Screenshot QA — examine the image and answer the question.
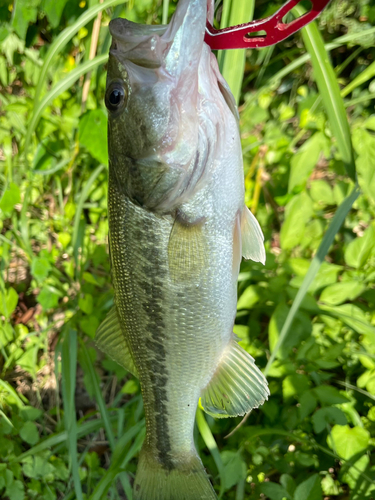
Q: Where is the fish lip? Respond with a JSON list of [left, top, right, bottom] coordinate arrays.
[[109, 18, 168, 42]]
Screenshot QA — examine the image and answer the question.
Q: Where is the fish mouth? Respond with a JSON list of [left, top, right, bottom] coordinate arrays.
[[109, 0, 209, 73]]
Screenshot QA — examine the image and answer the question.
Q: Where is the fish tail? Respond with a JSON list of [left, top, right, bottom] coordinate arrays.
[[133, 447, 217, 500]]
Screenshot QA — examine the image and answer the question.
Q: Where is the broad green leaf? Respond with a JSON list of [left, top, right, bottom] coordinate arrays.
[[288, 132, 329, 192], [280, 192, 313, 250], [0, 183, 21, 213], [221, 451, 247, 491], [0, 287, 19, 319], [37, 287, 60, 310], [12, 0, 41, 39], [293, 474, 322, 500], [314, 386, 349, 406], [19, 422, 39, 446], [296, 7, 355, 180], [237, 286, 259, 310], [352, 128, 375, 203], [312, 407, 347, 433], [310, 180, 334, 206], [31, 256, 51, 281], [79, 109, 108, 164], [41, 0, 69, 28], [282, 374, 310, 402], [260, 481, 292, 500], [328, 425, 370, 460], [5, 479, 25, 500], [345, 223, 375, 269], [320, 281, 365, 306]]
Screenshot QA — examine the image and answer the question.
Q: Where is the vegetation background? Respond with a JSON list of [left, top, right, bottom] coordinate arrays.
[[0, 0, 374, 499]]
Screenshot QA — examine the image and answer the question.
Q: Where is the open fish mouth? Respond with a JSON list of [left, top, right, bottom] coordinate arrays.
[[109, 0, 209, 72]]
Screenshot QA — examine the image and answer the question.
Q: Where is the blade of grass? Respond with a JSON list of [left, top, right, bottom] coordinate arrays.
[[162, 0, 169, 25], [80, 340, 115, 450], [341, 60, 375, 98], [295, 4, 355, 180], [72, 164, 105, 273], [33, 0, 124, 106], [264, 183, 360, 376], [220, 0, 255, 104], [196, 408, 225, 498], [24, 54, 107, 158], [61, 329, 83, 500], [89, 422, 145, 500]]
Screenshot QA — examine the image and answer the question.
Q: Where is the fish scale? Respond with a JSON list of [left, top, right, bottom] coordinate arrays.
[[96, 0, 270, 498]]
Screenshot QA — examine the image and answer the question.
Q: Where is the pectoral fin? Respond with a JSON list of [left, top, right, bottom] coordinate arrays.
[[95, 306, 138, 377], [168, 213, 206, 282], [241, 205, 266, 264], [200, 338, 269, 418]]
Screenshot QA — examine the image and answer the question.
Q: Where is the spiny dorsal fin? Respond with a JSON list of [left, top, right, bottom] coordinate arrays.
[[168, 213, 206, 282], [95, 306, 138, 377], [200, 338, 269, 418], [241, 205, 266, 264]]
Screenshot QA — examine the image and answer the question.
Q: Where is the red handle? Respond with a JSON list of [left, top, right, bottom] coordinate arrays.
[[205, 0, 331, 50]]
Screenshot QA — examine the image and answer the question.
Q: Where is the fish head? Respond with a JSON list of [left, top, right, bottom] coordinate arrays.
[[106, 0, 213, 210]]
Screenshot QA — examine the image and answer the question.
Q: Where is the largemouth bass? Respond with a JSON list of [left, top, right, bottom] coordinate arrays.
[[96, 0, 269, 498]]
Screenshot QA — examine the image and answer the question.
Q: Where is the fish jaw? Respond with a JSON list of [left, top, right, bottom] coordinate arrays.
[[106, 0, 215, 212]]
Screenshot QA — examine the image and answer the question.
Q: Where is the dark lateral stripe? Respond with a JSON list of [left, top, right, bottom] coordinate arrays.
[[140, 221, 174, 470]]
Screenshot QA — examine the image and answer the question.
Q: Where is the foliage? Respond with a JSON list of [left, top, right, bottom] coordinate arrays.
[[1, 0, 375, 499]]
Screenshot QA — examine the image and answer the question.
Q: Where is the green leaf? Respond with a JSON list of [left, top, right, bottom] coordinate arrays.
[[19, 406, 43, 422], [0, 182, 21, 213], [78, 294, 93, 315], [0, 287, 19, 319], [313, 386, 349, 406], [19, 422, 39, 446], [293, 474, 322, 500], [5, 479, 25, 500], [41, 0, 69, 28], [280, 192, 313, 250], [260, 481, 292, 500], [320, 281, 365, 306], [221, 451, 247, 491], [237, 286, 259, 310], [283, 374, 310, 402], [31, 256, 51, 281], [352, 128, 375, 203], [79, 109, 108, 165], [328, 425, 370, 460], [310, 180, 334, 206], [312, 407, 347, 433], [37, 287, 60, 310], [345, 224, 375, 269], [296, 7, 355, 180], [288, 132, 328, 192], [12, 0, 41, 39]]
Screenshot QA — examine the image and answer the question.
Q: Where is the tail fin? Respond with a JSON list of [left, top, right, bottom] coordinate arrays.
[[133, 448, 217, 500]]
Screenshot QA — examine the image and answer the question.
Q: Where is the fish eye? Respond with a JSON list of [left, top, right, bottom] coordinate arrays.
[[105, 81, 127, 113]]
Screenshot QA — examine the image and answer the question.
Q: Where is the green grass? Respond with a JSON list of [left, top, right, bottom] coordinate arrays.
[[1, 0, 375, 499]]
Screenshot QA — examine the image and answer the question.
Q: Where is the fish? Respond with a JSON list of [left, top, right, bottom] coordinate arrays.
[[96, 0, 269, 498]]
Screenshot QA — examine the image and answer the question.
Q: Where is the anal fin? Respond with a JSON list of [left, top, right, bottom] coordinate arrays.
[[200, 338, 269, 418], [95, 306, 138, 378]]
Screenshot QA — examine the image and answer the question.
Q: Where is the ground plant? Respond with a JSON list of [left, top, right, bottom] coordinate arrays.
[[0, 0, 374, 499]]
